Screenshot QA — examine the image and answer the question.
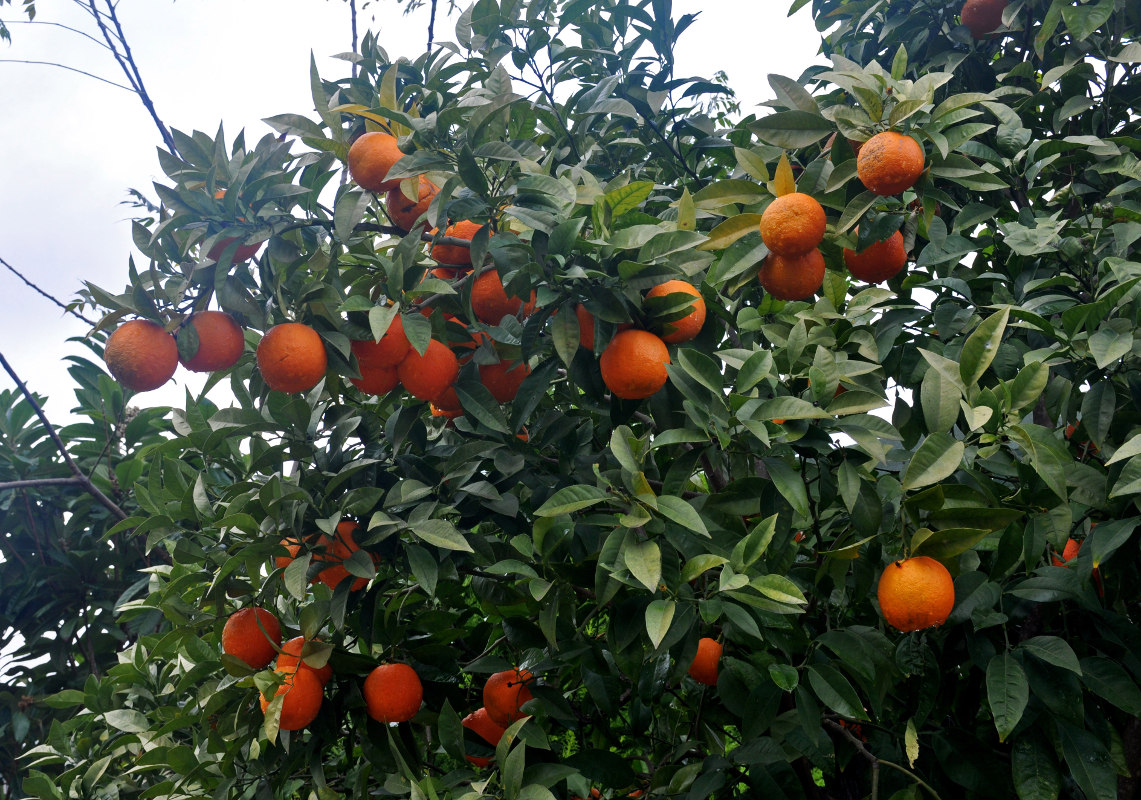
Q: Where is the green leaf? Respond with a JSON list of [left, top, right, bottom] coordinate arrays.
[[606, 181, 654, 217], [960, 307, 1010, 387], [751, 574, 807, 605], [1012, 732, 1062, 800], [455, 382, 512, 434], [1008, 362, 1048, 414], [749, 111, 833, 149], [1080, 657, 1141, 716], [103, 709, 149, 734], [763, 458, 811, 518], [644, 599, 675, 648], [410, 519, 473, 552], [1061, 0, 1113, 42], [901, 433, 965, 491], [1088, 326, 1132, 369], [734, 148, 770, 182], [768, 74, 820, 115], [1017, 636, 1082, 675], [283, 554, 312, 601], [911, 527, 991, 559], [890, 45, 908, 81], [680, 555, 728, 583], [731, 514, 778, 571], [676, 349, 724, 396], [697, 214, 763, 251], [986, 653, 1029, 742], [655, 495, 709, 537], [920, 366, 961, 433], [1058, 723, 1118, 800], [769, 664, 799, 692], [623, 538, 662, 592], [534, 485, 608, 516], [807, 665, 868, 720]]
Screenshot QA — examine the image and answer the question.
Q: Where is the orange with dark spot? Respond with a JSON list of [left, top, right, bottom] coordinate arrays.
[[760, 192, 827, 256]]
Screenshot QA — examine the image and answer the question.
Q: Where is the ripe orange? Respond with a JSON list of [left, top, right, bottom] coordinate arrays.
[[105, 319, 180, 393], [857, 131, 925, 196], [256, 323, 328, 393], [397, 339, 460, 403], [274, 536, 305, 572], [575, 305, 596, 352], [876, 556, 955, 632], [275, 636, 333, 685], [645, 280, 706, 344], [600, 330, 671, 401], [470, 269, 537, 324], [222, 607, 282, 669], [351, 314, 411, 368], [1051, 538, 1082, 567], [179, 310, 245, 372], [314, 520, 372, 592], [351, 364, 399, 395], [844, 230, 908, 284], [386, 176, 438, 233], [961, 0, 1008, 38], [347, 131, 407, 193], [758, 248, 826, 301], [484, 668, 534, 727], [430, 220, 484, 267], [431, 401, 463, 420], [688, 637, 722, 686], [260, 668, 323, 731], [206, 236, 262, 264], [759, 192, 827, 256], [462, 707, 508, 767], [479, 359, 531, 403], [363, 662, 423, 723]]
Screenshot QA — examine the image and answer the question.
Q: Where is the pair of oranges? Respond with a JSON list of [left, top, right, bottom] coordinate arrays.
[[103, 310, 247, 393]]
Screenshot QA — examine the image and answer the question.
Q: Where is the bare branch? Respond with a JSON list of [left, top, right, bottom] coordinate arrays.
[[0, 351, 129, 522], [3, 19, 114, 50], [0, 58, 131, 90], [0, 478, 87, 490], [428, 0, 438, 51], [350, 0, 359, 78], [0, 255, 98, 325]]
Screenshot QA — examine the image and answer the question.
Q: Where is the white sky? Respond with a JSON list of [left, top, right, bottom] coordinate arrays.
[[0, 1, 821, 416]]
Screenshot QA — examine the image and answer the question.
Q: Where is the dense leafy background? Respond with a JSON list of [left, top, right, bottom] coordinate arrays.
[[4, 0, 1141, 798]]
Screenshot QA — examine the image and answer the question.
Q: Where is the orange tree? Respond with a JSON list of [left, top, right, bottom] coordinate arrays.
[[10, 0, 1141, 798]]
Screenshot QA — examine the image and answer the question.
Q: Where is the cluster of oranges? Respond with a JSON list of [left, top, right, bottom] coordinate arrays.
[[757, 128, 923, 302], [104, 310, 246, 393]]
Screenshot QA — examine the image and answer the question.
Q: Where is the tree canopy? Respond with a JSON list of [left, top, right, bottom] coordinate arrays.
[[4, 0, 1141, 798]]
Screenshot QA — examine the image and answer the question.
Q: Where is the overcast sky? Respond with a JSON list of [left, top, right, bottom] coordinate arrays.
[[0, 0, 821, 417]]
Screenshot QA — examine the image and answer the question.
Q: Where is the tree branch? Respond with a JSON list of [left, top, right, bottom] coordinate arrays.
[[0, 58, 131, 90], [427, 0, 438, 51], [824, 719, 943, 800], [0, 477, 87, 490], [0, 351, 129, 521], [0, 255, 98, 325]]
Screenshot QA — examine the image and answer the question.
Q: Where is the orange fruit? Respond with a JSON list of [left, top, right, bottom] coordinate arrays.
[[434, 385, 463, 412], [758, 248, 826, 301], [479, 360, 531, 403], [256, 323, 328, 393], [470, 269, 536, 325], [104, 319, 180, 393], [1052, 538, 1082, 567], [844, 230, 908, 284], [179, 310, 245, 373], [876, 556, 955, 632], [575, 305, 596, 352], [431, 402, 463, 420], [351, 363, 399, 395], [275, 636, 333, 685], [206, 236, 262, 264], [351, 315, 411, 368], [484, 668, 534, 727], [645, 280, 706, 344], [314, 519, 372, 592], [397, 339, 460, 403], [430, 220, 484, 266], [259, 668, 323, 731], [221, 607, 282, 669], [386, 176, 438, 233], [462, 707, 508, 767], [599, 330, 671, 401], [363, 662, 423, 723], [857, 131, 925, 196], [759, 192, 827, 256], [688, 637, 722, 686], [347, 131, 408, 193], [274, 536, 305, 572], [961, 0, 1008, 38]]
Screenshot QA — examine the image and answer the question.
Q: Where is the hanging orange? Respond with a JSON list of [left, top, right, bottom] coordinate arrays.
[[844, 230, 908, 284], [876, 556, 955, 632], [645, 280, 706, 344], [599, 330, 671, 400], [758, 249, 826, 301], [759, 192, 827, 256], [347, 131, 407, 193], [857, 132, 925, 196]]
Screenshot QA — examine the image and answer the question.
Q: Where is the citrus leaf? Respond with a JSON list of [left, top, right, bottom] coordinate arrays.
[[986, 653, 1028, 742], [644, 599, 675, 648], [409, 519, 473, 552], [960, 306, 1010, 387], [623, 538, 662, 592], [772, 152, 797, 197], [655, 495, 709, 537], [696, 214, 763, 251], [535, 485, 608, 516], [901, 433, 964, 490], [807, 665, 868, 721]]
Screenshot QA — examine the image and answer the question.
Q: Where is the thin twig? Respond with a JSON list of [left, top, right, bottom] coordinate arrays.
[[86, 0, 176, 154], [3, 19, 113, 50], [349, 0, 359, 78], [0, 351, 129, 521], [0, 477, 86, 490], [0, 58, 131, 90], [427, 0, 438, 51], [824, 719, 942, 800], [0, 255, 98, 325]]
